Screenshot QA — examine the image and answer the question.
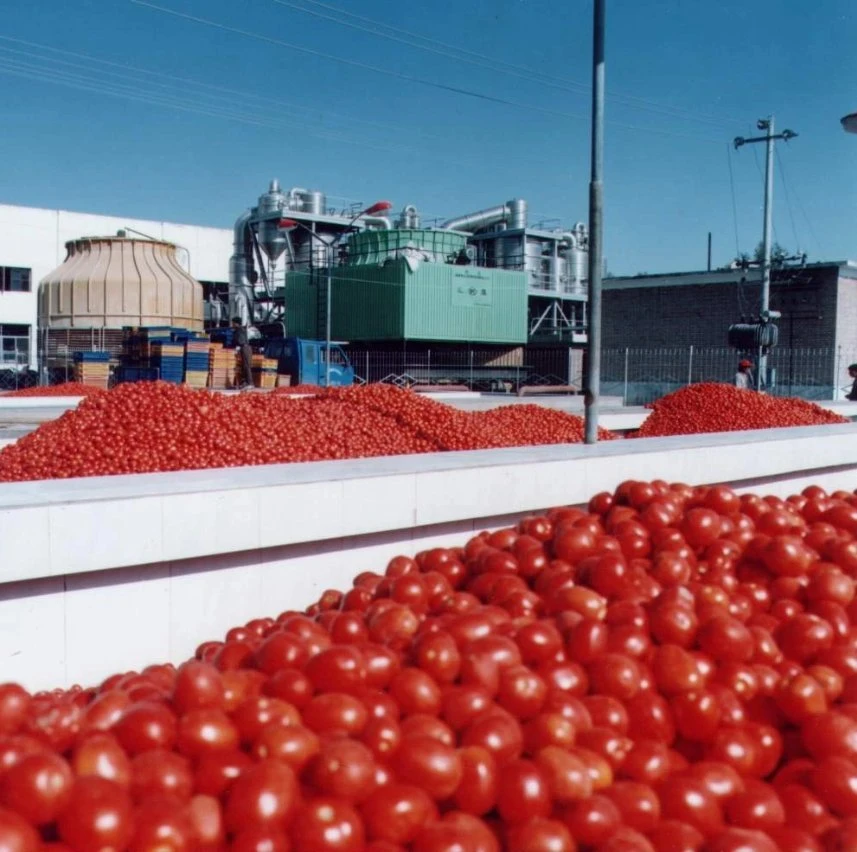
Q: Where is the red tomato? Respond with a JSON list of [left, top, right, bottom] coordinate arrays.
[[360, 783, 437, 845], [0, 752, 73, 825], [0, 808, 39, 852], [289, 797, 365, 852], [308, 738, 376, 801], [57, 778, 133, 852], [224, 760, 299, 832]]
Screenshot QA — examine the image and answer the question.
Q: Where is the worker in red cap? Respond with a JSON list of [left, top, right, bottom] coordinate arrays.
[[734, 359, 754, 390]]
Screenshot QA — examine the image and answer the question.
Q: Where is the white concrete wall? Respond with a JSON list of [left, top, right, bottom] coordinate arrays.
[[0, 204, 233, 365], [1, 423, 857, 691]]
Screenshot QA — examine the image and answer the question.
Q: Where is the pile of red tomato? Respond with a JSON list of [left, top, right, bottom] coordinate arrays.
[[273, 385, 329, 395], [1, 383, 104, 399], [3, 481, 857, 850], [634, 384, 848, 438], [0, 383, 612, 482]]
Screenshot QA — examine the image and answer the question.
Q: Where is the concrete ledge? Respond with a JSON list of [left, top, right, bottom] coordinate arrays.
[[2, 423, 857, 579], [2, 423, 857, 690]]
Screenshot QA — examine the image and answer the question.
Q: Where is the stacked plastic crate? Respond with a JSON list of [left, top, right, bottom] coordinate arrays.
[[73, 352, 111, 389], [251, 355, 279, 389], [116, 328, 158, 383], [208, 344, 235, 390], [182, 334, 211, 389], [149, 341, 185, 384]]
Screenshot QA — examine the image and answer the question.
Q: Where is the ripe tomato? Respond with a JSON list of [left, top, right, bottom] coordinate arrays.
[[360, 783, 437, 845], [0, 808, 39, 852], [57, 777, 133, 851], [309, 738, 376, 801], [289, 797, 365, 852], [224, 759, 299, 831], [0, 752, 73, 825]]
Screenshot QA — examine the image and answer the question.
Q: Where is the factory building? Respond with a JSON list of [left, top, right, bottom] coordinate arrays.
[[228, 181, 590, 349], [0, 203, 232, 373], [0, 182, 592, 386], [602, 261, 857, 399]]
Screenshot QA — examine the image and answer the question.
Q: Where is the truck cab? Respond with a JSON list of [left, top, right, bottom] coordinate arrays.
[[262, 337, 355, 387]]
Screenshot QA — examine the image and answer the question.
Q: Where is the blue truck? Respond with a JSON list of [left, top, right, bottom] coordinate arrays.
[[262, 337, 355, 387]]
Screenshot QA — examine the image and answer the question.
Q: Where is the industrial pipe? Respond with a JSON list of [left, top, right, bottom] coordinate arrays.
[[440, 199, 528, 233], [360, 216, 392, 230], [228, 209, 255, 326], [287, 187, 310, 209], [397, 205, 421, 229]]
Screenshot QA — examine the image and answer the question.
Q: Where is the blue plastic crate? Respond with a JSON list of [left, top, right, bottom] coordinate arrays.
[[73, 351, 110, 363]]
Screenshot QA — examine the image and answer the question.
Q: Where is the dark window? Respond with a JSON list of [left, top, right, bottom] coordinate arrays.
[[1, 267, 31, 292], [0, 324, 30, 366], [199, 280, 229, 300], [327, 347, 346, 366]]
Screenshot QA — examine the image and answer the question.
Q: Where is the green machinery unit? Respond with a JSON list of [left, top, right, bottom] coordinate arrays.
[[283, 228, 528, 345]]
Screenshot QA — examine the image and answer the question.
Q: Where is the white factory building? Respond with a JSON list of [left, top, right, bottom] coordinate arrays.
[[0, 203, 232, 370]]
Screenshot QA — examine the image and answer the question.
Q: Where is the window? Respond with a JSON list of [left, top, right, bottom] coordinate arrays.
[[1, 267, 31, 292], [0, 324, 30, 366]]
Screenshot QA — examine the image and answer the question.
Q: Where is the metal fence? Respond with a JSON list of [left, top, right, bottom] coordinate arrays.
[[0, 352, 37, 391], [347, 348, 578, 390], [602, 346, 857, 406]]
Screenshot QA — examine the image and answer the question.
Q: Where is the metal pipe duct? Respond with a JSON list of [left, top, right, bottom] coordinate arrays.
[[396, 205, 421, 229], [228, 209, 255, 326], [287, 187, 310, 210], [360, 216, 392, 230], [440, 198, 527, 232]]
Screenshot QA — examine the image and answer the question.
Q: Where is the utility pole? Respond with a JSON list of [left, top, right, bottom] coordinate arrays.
[[584, 0, 605, 444], [734, 117, 797, 390], [707, 232, 712, 272]]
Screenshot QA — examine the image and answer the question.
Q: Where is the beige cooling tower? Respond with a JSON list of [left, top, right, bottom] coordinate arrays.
[[39, 236, 204, 331]]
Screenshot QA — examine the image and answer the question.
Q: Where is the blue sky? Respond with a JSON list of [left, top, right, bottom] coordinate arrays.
[[1, 0, 855, 275]]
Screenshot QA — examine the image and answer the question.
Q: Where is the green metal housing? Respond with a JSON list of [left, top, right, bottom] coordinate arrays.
[[285, 253, 528, 345], [345, 229, 468, 266]]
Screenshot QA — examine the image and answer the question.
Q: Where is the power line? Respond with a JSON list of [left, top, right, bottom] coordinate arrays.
[[775, 148, 801, 253], [0, 35, 451, 143], [275, 0, 735, 130], [130, 0, 724, 143], [129, 1, 586, 121], [0, 52, 482, 165], [776, 148, 823, 257]]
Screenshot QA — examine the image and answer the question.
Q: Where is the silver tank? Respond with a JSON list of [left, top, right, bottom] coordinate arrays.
[[257, 179, 286, 216], [556, 253, 570, 292], [525, 237, 549, 289], [256, 179, 288, 262], [302, 191, 326, 216], [293, 226, 339, 269], [570, 246, 587, 292], [508, 198, 528, 230], [494, 235, 523, 270], [258, 219, 287, 263]]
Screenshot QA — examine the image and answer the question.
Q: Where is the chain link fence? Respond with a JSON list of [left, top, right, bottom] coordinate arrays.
[[346, 348, 579, 391], [601, 346, 857, 406]]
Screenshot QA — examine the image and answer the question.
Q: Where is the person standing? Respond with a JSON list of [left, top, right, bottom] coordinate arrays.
[[846, 363, 857, 400], [231, 316, 254, 390], [734, 359, 754, 390]]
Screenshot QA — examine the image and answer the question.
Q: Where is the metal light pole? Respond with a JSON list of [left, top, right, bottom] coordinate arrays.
[[279, 200, 391, 386], [584, 0, 605, 444], [325, 244, 334, 386], [733, 117, 797, 390]]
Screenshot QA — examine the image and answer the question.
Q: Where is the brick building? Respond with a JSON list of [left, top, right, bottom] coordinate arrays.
[[600, 261, 857, 400]]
